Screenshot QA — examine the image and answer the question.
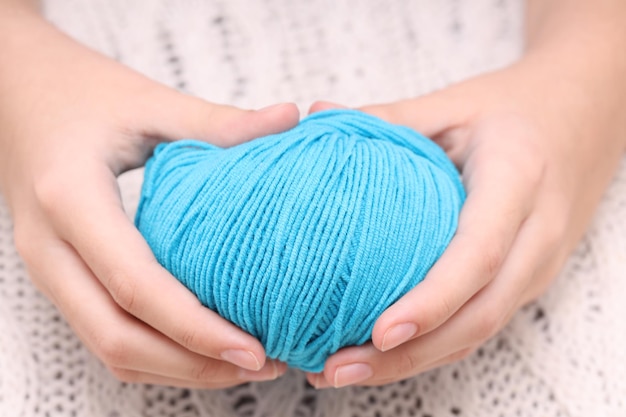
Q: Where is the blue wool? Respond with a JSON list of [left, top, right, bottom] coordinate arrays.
[[135, 109, 465, 372]]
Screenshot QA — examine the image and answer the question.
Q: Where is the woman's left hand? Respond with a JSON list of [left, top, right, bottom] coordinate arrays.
[[306, 49, 626, 388]]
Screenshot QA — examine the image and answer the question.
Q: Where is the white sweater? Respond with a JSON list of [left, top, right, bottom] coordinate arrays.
[[1, 0, 625, 416]]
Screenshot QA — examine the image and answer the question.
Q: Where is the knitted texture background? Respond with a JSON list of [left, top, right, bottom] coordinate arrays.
[[135, 110, 464, 371], [1, 0, 625, 416]]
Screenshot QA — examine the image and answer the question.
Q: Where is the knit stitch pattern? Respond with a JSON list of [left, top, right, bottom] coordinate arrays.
[[5, 1, 626, 416], [135, 110, 465, 371]]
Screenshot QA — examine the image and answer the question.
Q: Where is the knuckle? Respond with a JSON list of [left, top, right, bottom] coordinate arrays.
[[516, 151, 546, 190], [498, 127, 547, 189], [431, 295, 455, 329], [192, 360, 221, 381], [523, 273, 553, 304], [395, 350, 421, 376], [480, 244, 506, 278], [94, 334, 130, 368], [473, 309, 502, 341], [178, 327, 203, 353], [12, 222, 36, 263], [106, 270, 140, 315], [33, 172, 67, 216]]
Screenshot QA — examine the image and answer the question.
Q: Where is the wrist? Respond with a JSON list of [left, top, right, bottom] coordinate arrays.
[[515, 42, 626, 151], [522, 2, 626, 151]]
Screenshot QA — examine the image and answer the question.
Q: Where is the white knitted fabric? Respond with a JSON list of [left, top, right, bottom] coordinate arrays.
[[1, 1, 625, 416]]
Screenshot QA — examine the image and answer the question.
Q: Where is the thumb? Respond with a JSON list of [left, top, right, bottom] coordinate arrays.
[[143, 90, 300, 148], [360, 90, 469, 138], [359, 91, 473, 164]]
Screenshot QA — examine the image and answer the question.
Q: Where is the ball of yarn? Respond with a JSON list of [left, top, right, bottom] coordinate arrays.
[[135, 109, 465, 372]]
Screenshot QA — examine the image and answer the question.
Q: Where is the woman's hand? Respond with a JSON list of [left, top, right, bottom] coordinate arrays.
[[307, 32, 626, 388], [0, 8, 299, 388]]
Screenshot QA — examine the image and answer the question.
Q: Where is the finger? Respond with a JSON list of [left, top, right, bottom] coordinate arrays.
[[359, 91, 471, 141], [359, 95, 474, 166], [109, 95, 300, 174], [108, 370, 244, 389], [404, 347, 477, 378], [141, 90, 300, 147], [109, 360, 287, 387], [108, 368, 285, 389], [307, 372, 331, 390], [308, 101, 348, 114], [310, 95, 470, 164], [519, 259, 563, 307], [324, 213, 550, 387], [371, 147, 539, 352], [38, 165, 268, 371], [305, 371, 336, 390], [34, 234, 282, 385], [518, 205, 569, 306], [311, 346, 475, 389]]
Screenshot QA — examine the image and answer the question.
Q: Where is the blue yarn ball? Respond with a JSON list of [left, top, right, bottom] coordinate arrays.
[[135, 109, 465, 372]]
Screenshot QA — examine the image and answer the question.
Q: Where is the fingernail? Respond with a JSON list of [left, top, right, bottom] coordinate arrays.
[[239, 360, 286, 381], [220, 349, 262, 371], [381, 323, 418, 352], [333, 363, 373, 388]]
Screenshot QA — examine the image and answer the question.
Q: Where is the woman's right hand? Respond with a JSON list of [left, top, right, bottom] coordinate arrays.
[[0, 5, 299, 388]]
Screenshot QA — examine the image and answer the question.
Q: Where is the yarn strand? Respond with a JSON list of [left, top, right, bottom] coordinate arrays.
[[136, 109, 465, 371]]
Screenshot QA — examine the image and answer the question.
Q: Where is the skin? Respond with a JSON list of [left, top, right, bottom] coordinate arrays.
[[1, 0, 625, 391], [0, 0, 300, 388], [307, 0, 626, 388]]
